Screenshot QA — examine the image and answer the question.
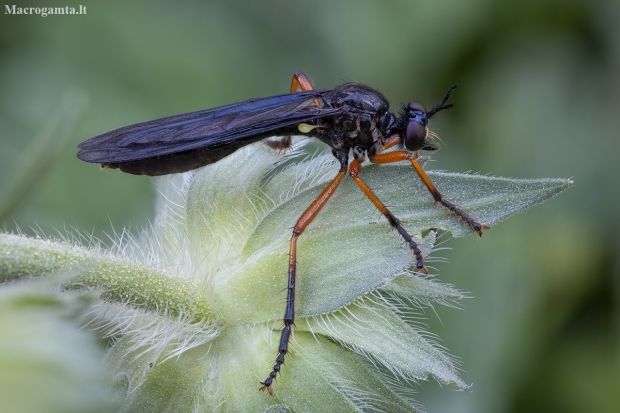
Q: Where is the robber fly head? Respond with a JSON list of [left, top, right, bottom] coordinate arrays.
[[395, 84, 458, 152]]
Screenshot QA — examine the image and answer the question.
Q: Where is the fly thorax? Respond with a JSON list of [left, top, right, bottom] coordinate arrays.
[[332, 111, 380, 149]]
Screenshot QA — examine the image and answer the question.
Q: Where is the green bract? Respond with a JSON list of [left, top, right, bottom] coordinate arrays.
[[0, 140, 571, 412]]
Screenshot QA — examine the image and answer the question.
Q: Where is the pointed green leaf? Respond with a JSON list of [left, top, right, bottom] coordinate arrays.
[[293, 333, 420, 413], [382, 272, 464, 303], [298, 296, 468, 389]]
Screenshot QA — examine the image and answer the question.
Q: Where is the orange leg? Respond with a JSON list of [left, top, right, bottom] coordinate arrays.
[[370, 151, 489, 235], [382, 134, 401, 151], [349, 160, 427, 272], [381, 134, 429, 165], [290, 71, 315, 92], [290, 71, 320, 107], [381, 135, 425, 159], [260, 167, 347, 395]]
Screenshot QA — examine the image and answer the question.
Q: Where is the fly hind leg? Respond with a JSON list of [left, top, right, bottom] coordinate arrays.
[[290, 71, 315, 93], [260, 164, 347, 395], [291, 71, 320, 107]]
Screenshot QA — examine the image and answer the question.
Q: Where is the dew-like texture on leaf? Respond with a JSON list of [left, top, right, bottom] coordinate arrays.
[[415, 171, 572, 237]]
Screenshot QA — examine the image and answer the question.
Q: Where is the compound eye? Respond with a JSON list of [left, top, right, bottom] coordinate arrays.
[[405, 120, 427, 151], [408, 101, 426, 112]]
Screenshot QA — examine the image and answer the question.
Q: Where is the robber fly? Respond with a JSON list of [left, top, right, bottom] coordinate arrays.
[[77, 71, 489, 395]]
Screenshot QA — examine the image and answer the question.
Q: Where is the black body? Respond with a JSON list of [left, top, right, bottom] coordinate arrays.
[[77, 83, 443, 175]]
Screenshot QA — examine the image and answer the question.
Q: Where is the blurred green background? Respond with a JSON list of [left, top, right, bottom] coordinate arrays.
[[1, 0, 618, 412]]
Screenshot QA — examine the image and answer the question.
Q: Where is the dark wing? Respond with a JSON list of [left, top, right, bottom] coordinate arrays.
[[77, 89, 339, 164]]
